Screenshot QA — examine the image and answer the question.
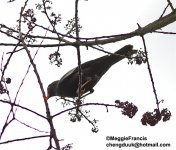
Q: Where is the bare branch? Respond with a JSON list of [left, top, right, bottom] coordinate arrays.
[[154, 30, 176, 35], [0, 135, 50, 145], [138, 24, 160, 111], [0, 42, 21, 81], [159, 4, 169, 18], [0, 9, 176, 49], [75, 0, 82, 99], [18, 3, 61, 149], [53, 102, 120, 118], [167, 0, 175, 11], [0, 99, 46, 119], [15, 118, 49, 133]]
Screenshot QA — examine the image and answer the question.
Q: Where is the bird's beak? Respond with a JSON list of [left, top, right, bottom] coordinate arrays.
[[44, 96, 49, 101], [44, 91, 50, 100]]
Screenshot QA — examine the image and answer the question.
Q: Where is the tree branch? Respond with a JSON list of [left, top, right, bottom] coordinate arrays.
[[1, 8, 176, 48], [140, 34, 160, 111], [53, 102, 118, 118], [0, 135, 50, 145], [18, 4, 61, 150], [167, 0, 175, 11], [0, 99, 46, 119]]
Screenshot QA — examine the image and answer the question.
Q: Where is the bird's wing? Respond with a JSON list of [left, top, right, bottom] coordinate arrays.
[[58, 45, 135, 85], [58, 67, 77, 85]]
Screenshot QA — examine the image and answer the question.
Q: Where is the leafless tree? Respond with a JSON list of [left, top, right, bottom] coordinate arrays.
[[0, 0, 174, 149]]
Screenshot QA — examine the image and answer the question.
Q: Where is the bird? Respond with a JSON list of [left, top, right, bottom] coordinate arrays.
[[47, 45, 136, 99]]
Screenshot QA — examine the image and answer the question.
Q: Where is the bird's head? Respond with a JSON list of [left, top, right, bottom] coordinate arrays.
[[46, 80, 59, 100]]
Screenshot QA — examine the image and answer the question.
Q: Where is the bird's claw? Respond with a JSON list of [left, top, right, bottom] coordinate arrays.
[[76, 79, 92, 97], [76, 87, 86, 98]]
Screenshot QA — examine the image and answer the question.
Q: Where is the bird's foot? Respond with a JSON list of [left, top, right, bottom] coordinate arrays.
[[76, 79, 92, 97], [76, 87, 86, 98]]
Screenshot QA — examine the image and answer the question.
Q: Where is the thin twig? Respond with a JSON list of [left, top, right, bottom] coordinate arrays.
[[140, 35, 160, 111], [15, 118, 49, 133], [0, 52, 4, 72], [167, 0, 175, 11], [42, 0, 71, 45], [75, 0, 82, 99], [0, 115, 14, 140], [0, 135, 50, 145], [0, 28, 20, 40], [74, 0, 83, 121], [154, 30, 176, 34], [52, 102, 117, 118], [159, 4, 169, 19], [90, 45, 127, 57], [0, 42, 70, 47], [0, 99, 46, 119], [19, 4, 60, 150], [14, 26, 50, 104], [0, 74, 17, 139], [78, 109, 96, 128], [0, 42, 21, 82]]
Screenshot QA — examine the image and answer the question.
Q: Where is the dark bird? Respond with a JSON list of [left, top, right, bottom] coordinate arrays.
[[47, 45, 136, 99]]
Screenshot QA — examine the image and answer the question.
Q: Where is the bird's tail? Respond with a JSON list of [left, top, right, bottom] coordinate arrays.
[[106, 44, 136, 66], [92, 45, 136, 77]]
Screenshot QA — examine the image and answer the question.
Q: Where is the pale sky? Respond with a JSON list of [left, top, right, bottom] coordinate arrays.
[[0, 0, 176, 150]]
